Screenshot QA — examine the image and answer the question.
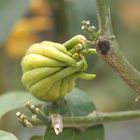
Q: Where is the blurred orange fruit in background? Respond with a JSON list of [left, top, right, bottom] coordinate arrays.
[[120, 0, 140, 31], [5, 0, 53, 59]]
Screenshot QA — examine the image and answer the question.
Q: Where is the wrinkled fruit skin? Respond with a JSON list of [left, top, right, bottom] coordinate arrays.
[[21, 35, 95, 102]]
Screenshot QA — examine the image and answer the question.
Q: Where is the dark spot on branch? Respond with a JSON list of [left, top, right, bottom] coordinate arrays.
[[96, 40, 110, 55]]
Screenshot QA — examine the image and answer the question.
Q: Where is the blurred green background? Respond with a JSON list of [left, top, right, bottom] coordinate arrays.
[[0, 0, 140, 140]]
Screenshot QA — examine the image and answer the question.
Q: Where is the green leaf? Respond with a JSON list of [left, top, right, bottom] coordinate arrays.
[[30, 136, 44, 140], [44, 88, 104, 140], [0, 130, 18, 140], [61, 88, 97, 116], [0, 91, 42, 117], [0, 0, 30, 45], [45, 126, 103, 140]]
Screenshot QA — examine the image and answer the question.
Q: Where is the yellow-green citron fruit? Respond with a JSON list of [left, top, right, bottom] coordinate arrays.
[[26, 43, 77, 66], [21, 35, 96, 102]]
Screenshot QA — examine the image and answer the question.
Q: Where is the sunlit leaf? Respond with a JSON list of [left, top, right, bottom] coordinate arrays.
[[0, 91, 42, 117], [0, 130, 18, 140]]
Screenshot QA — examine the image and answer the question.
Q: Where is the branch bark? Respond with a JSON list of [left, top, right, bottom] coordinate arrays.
[[96, 0, 140, 96]]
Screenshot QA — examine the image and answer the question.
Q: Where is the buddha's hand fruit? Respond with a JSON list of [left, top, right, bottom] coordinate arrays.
[[21, 35, 96, 102]]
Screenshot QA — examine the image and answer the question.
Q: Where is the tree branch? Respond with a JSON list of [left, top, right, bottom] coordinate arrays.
[[18, 103, 140, 129], [29, 110, 140, 128], [96, 0, 140, 96], [96, 0, 113, 36]]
